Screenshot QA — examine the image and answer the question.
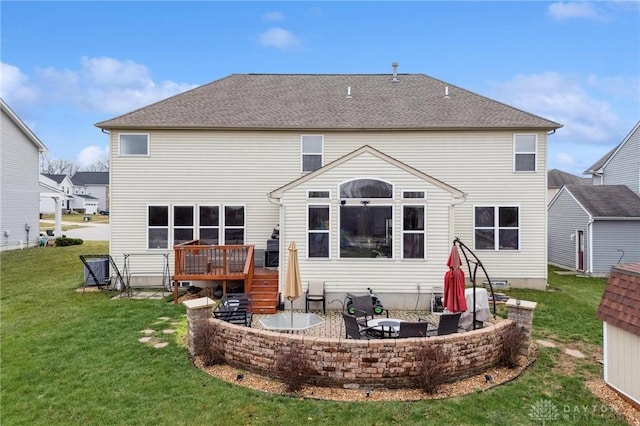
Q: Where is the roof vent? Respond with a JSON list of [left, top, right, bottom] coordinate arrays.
[[444, 86, 450, 98], [392, 62, 399, 82], [346, 86, 352, 99]]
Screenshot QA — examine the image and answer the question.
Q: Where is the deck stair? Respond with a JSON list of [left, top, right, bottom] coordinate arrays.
[[250, 268, 279, 314]]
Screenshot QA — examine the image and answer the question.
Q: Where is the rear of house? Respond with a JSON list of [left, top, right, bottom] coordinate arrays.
[[96, 70, 561, 309]]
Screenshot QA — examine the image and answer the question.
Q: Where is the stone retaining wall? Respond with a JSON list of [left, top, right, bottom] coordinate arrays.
[[184, 297, 536, 388]]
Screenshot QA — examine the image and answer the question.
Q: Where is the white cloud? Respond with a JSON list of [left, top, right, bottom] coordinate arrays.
[[263, 11, 284, 21], [2, 57, 197, 115], [0, 62, 39, 106], [489, 72, 623, 144], [76, 145, 108, 169], [258, 27, 301, 51], [547, 2, 601, 21]]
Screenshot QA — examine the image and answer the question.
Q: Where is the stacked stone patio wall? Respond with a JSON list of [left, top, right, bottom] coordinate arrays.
[[184, 297, 536, 389]]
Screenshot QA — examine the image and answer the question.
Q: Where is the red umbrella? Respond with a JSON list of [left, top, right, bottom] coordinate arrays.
[[443, 244, 468, 313]]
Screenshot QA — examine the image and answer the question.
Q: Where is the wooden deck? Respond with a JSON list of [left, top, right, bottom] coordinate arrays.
[[172, 241, 279, 312]]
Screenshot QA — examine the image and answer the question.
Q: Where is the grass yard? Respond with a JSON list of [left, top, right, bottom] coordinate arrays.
[[0, 244, 628, 425]]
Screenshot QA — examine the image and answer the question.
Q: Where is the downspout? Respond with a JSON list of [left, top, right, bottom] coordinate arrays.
[[449, 193, 468, 242], [268, 193, 285, 305], [587, 216, 594, 274]]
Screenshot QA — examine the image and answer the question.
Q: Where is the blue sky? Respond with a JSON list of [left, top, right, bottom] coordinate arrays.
[[1, 1, 638, 175]]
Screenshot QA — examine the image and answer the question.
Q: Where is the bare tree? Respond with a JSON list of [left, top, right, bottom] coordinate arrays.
[[82, 160, 109, 172], [40, 154, 79, 175]]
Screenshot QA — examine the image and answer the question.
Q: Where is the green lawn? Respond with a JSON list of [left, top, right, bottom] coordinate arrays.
[[0, 244, 626, 425]]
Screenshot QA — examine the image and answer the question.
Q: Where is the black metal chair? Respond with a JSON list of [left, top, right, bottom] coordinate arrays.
[[305, 280, 326, 314], [426, 312, 462, 337], [213, 293, 253, 327], [398, 321, 429, 338], [352, 294, 388, 327], [342, 313, 378, 339]]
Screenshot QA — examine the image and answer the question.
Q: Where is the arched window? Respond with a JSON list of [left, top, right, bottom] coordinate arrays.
[[340, 179, 393, 198]]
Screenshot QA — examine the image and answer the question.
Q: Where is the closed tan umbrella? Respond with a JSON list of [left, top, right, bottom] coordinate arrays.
[[284, 241, 303, 324]]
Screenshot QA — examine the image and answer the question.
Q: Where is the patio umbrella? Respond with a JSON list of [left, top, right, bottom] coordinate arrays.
[[443, 244, 468, 313], [284, 241, 303, 325]]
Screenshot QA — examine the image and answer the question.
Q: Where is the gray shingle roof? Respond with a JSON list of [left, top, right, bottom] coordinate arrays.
[[565, 184, 640, 218], [42, 174, 67, 184], [95, 74, 562, 130], [584, 144, 619, 174], [548, 169, 589, 189], [71, 172, 109, 185]]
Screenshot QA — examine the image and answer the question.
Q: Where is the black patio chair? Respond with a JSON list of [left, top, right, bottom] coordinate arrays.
[[352, 294, 388, 327], [213, 293, 253, 327], [342, 313, 378, 339], [426, 312, 462, 337], [398, 321, 428, 338]]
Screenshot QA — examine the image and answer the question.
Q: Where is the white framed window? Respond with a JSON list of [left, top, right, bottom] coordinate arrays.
[[339, 179, 394, 259], [223, 205, 245, 244], [148, 205, 169, 249], [173, 205, 194, 245], [402, 190, 425, 199], [308, 190, 331, 199], [199, 205, 220, 245], [402, 205, 425, 259], [514, 134, 536, 172], [474, 206, 519, 250], [119, 133, 149, 156], [301, 135, 323, 172], [308, 204, 330, 258]]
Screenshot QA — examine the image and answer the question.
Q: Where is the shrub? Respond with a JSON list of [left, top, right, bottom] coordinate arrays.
[[54, 237, 83, 247], [415, 345, 448, 394], [499, 323, 526, 368], [195, 321, 225, 366], [275, 346, 316, 393]]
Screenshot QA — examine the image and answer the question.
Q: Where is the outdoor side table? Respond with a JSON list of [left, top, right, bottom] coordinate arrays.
[[259, 312, 325, 332]]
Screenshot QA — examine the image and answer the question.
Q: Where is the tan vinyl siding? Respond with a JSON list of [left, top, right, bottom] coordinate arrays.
[[280, 150, 454, 300], [110, 129, 548, 286], [604, 323, 640, 404]]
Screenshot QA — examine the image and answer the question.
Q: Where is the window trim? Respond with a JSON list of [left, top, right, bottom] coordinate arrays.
[[401, 204, 426, 260], [223, 204, 246, 245], [473, 205, 520, 251], [338, 203, 394, 260], [513, 134, 537, 172], [301, 134, 324, 173], [307, 203, 331, 259], [119, 133, 150, 156], [198, 204, 221, 246], [147, 204, 170, 250], [172, 204, 195, 246], [307, 190, 331, 200]]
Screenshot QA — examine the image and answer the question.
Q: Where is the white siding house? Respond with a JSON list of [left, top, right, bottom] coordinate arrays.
[[96, 70, 561, 308], [1, 99, 47, 250]]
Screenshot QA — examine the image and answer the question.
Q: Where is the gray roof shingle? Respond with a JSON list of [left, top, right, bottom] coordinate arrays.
[[95, 74, 562, 130], [565, 184, 640, 218], [71, 172, 109, 185], [548, 169, 589, 189]]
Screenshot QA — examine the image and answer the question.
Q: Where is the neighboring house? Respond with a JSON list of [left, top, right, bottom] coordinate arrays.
[[548, 121, 640, 275], [1, 98, 47, 251], [596, 262, 640, 406], [71, 171, 109, 211], [71, 193, 99, 214], [41, 174, 74, 212], [584, 121, 640, 195], [547, 169, 589, 204], [38, 174, 66, 237], [96, 69, 561, 309], [548, 185, 640, 275]]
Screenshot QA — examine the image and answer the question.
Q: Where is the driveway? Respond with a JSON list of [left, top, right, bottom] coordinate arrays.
[[42, 220, 110, 241]]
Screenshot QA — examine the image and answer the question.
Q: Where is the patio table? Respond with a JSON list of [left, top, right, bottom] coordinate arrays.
[[259, 312, 324, 332], [366, 318, 404, 338]]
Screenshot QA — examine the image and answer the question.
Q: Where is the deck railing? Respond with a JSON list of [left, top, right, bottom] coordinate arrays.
[[173, 241, 254, 282]]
